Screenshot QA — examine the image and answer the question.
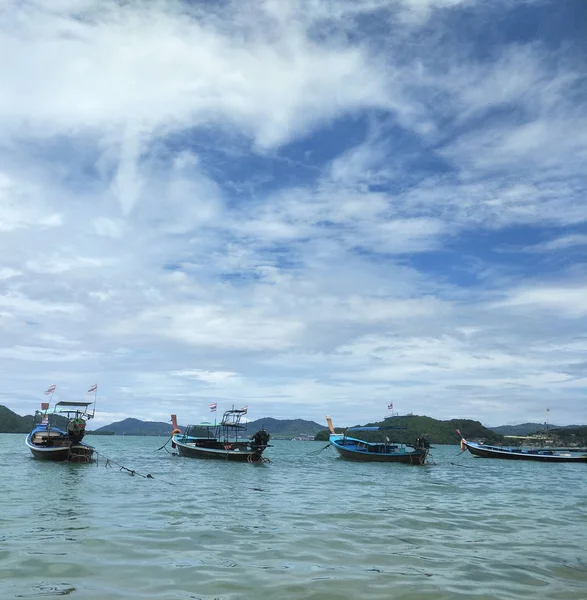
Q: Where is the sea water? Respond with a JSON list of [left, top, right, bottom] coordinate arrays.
[[1, 434, 586, 599]]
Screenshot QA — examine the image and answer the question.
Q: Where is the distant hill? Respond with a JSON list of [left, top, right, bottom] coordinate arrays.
[[315, 415, 503, 445], [0, 405, 68, 433], [244, 417, 326, 439], [93, 418, 174, 436], [3, 404, 582, 443], [488, 423, 583, 436], [93, 416, 326, 438], [489, 423, 549, 436], [548, 426, 587, 446], [0, 405, 34, 433]]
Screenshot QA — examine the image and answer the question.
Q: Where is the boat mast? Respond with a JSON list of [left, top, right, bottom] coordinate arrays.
[[42, 384, 57, 428], [87, 383, 98, 418]]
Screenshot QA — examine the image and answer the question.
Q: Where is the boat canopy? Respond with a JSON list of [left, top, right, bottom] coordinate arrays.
[[55, 401, 94, 407], [347, 427, 380, 432], [220, 409, 248, 429], [347, 426, 408, 432]]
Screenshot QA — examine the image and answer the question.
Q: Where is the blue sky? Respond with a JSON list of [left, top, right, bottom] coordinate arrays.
[[0, 0, 585, 429]]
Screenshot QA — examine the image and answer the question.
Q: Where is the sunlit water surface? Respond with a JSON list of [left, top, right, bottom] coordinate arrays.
[[1, 435, 586, 599]]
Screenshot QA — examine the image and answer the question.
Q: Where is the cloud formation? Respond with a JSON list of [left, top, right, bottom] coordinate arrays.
[[1, 0, 585, 429]]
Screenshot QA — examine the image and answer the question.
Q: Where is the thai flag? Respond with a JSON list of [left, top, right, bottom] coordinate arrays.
[[44, 384, 56, 395], [209, 403, 217, 412], [241, 406, 248, 414], [388, 402, 393, 410], [88, 383, 98, 393]]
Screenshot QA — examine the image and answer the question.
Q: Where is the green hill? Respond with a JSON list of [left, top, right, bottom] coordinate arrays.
[[4, 404, 581, 444], [0, 405, 34, 433], [315, 415, 503, 445], [490, 423, 548, 436], [93, 416, 326, 438], [244, 417, 326, 439], [489, 423, 582, 436], [546, 426, 587, 447], [0, 405, 69, 433], [93, 418, 174, 436]]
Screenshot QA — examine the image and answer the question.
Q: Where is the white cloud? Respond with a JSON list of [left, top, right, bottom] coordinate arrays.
[[522, 234, 587, 252], [170, 369, 239, 384], [495, 286, 587, 318], [0, 267, 21, 280], [1, 0, 585, 429], [0, 292, 83, 316], [0, 172, 63, 232], [0, 1, 390, 147]]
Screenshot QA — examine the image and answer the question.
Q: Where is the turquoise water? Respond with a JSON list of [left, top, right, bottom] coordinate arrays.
[[1, 434, 586, 599]]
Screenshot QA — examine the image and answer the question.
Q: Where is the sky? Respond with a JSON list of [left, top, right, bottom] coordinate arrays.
[[0, 0, 586, 429]]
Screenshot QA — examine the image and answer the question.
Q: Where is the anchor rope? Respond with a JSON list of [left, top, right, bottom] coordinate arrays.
[[307, 443, 331, 455], [94, 450, 157, 480], [155, 435, 173, 451]]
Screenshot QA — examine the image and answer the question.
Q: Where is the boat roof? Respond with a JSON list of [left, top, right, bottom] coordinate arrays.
[[183, 409, 248, 430], [347, 427, 380, 432], [55, 401, 94, 407], [347, 425, 408, 432]]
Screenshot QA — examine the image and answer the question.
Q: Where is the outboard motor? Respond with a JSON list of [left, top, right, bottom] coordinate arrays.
[[67, 418, 87, 444], [414, 435, 430, 451], [250, 428, 270, 450]]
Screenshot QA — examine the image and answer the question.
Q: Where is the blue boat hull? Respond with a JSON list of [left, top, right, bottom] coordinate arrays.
[[464, 440, 587, 463], [330, 435, 428, 464], [26, 427, 94, 463]]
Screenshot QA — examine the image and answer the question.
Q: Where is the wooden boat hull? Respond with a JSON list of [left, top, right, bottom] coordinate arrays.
[[25, 432, 95, 463], [464, 440, 587, 463], [173, 436, 266, 463], [330, 436, 428, 464]]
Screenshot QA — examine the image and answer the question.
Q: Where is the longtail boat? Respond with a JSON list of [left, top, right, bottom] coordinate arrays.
[[325, 416, 430, 464], [456, 429, 587, 463], [171, 408, 271, 463], [26, 400, 95, 463]]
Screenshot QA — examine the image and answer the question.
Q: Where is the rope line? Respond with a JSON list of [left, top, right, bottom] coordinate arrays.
[[155, 435, 173, 452], [307, 443, 331, 455], [94, 450, 154, 480]]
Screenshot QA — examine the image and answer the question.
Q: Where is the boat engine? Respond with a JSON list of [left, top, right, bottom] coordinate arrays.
[[250, 428, 271, 449], [414, 435, 430, 450], [67, 417, 87, 443]]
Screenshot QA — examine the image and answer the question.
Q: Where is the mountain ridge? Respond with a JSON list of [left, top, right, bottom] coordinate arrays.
[[93, 416, 327, 438], [487, 422, 582, 436], [1, 405, 585, 440]]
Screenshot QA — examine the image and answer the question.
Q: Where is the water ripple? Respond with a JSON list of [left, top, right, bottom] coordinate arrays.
[[2, 436, 586, 599]]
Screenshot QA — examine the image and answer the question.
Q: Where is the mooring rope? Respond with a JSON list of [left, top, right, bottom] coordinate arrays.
[[307, 443, 331, 455], [67, 448, 93, 463], [155, 435, 173, 452], [449, 448, 471, 466], [94, 450, 154, 479], [248, 454, 272, 463]]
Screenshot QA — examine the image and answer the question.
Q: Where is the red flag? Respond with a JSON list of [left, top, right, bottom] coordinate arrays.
[[44, 384, 56, 395], [88, 384, 98, 393], [209, 403, 217, 412]]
